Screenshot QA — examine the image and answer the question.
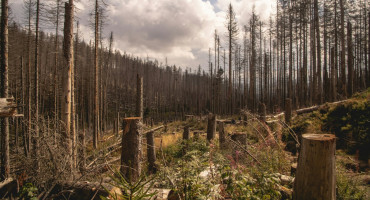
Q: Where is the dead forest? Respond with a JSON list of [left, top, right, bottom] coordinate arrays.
[[0, 0, 369, 199]]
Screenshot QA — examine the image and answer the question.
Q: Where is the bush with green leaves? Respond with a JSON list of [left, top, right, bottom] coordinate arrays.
[[19, 183, 38, 200]]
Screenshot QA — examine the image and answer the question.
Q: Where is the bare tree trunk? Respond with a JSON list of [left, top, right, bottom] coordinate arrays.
[[0, 0, 10, 180], [136, 74, 143, 119], [62, 0, 74, 179], [206, 114, 216, 141], [218, 122, 225, 148], [340, 0, 347, 98], [33, 0, 40, 170], [315, 0, 322, 104], [347, 22, 353, 96], [93, 0, 100, 149], [121, 117, 142, 183], [293, 134, 336, 200], [285, 98, 292, 124], [146, 131, 157, 174]]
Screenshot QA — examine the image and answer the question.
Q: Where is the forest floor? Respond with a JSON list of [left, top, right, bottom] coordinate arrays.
[[81, 89, 369, 200]]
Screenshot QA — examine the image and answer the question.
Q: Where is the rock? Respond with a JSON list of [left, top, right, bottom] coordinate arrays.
[[280, 175, 294, 186]]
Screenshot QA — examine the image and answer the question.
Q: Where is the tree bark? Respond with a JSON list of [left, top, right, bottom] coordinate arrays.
[[293, 134, 336, 200], [285, 98, 292, 124], [218, 122, 225, 148], [183, 126, 190, 140], [62, 0, 74, 178], [120, 117, 142, 183], [146, 131, 157, 174], [206, 114, 216, 141], [0, 0, 10, 180], [136, 74, 143, 119], [347, 22, 353, 96]]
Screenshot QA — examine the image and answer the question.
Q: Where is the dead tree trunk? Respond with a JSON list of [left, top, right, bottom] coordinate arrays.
[[183, 126, 190, 140], [285, 98, 292, 124], [259, 103, 266, 122], [347, 22, 353, 97], [0, 0, 10, 180], [218, 122, 225, 148], [62, 0, 74, 178], [146, 131, 157, 174], [206, 114, 216, 141], [293, 134, 336, 200], [78, 126, 85, 173], [121, 117, 142, 182], [136, 74, 143, 119]]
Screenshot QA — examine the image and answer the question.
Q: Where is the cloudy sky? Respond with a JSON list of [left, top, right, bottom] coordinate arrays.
[[10, 0, 275, 71]]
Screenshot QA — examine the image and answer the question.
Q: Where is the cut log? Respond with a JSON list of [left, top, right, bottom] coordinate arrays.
[[293, 134, 336, 200], [121, 117, 142, 183], [0, 98, 17, 117], [295, 105, 319, 115]]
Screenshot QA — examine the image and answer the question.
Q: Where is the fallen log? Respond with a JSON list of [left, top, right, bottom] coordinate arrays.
[[144, 125, 164, 134], [49, 181, 116, 200], [295, 105, 320, 115]]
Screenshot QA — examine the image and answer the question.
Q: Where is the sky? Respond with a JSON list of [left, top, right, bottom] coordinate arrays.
[[9, 0, 276, 71]]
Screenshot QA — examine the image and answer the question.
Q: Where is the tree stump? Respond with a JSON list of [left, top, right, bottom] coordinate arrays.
[[293, 134, 336, 200], [183, 126, 190, 140], [285, 98, 292, 124], [206, 114, 216, 141], [121, 117, 142, 182], [218, 122, 226, 148], [146, 131, 157, 174]]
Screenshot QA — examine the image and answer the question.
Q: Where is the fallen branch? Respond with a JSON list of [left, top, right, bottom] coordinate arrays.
[[144, 125, 164, 134]]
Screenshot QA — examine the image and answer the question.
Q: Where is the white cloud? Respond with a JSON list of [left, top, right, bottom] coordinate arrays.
[[10, 0, 276, 71]]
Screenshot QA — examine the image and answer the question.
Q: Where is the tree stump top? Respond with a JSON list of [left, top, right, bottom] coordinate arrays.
[[303, 134, 335, 141]]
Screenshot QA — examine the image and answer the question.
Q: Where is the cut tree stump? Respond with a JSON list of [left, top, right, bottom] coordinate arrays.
[[293, 134, 336, 200], [206, 114, 216, 141], [121, 117, 142, 183], [183, 126, 190, 140], [146, 131, 157, 174], [218, 122, 226, 148]]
